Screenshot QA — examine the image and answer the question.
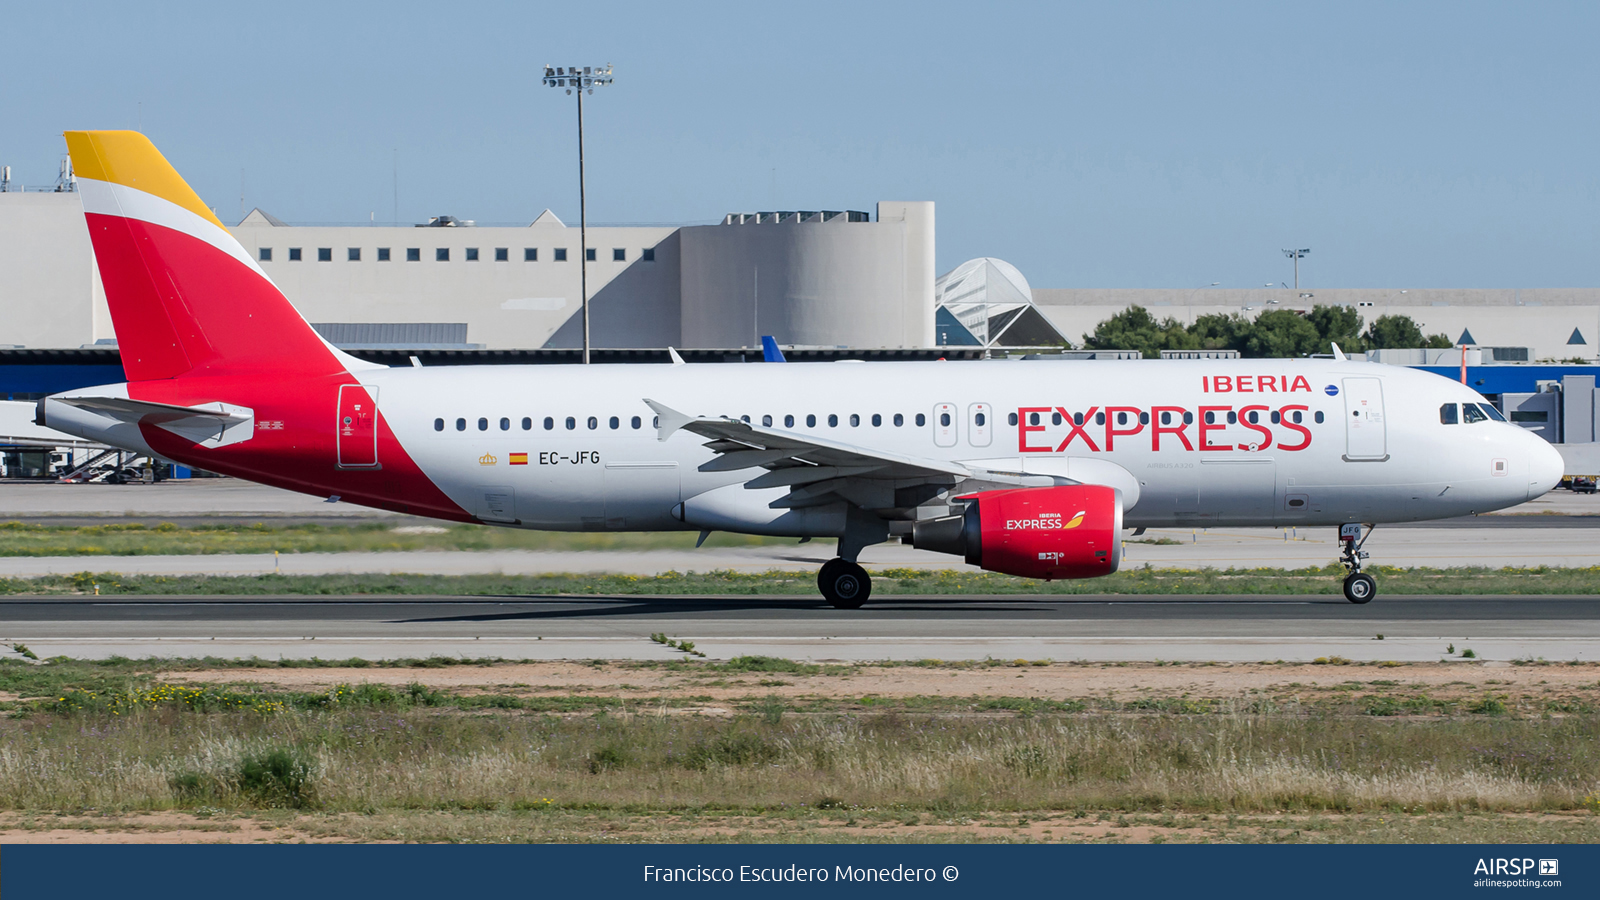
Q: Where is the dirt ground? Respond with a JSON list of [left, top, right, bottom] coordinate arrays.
[[163, 659, 1600, 704]]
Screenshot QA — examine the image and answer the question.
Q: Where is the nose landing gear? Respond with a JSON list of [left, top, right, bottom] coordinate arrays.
[[817, 558, 871, 609], [1339, 523, 1376, 604]]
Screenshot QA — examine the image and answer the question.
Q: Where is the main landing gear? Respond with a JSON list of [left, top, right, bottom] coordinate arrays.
[[1339, 523, 1376, 604], [818, 558, 871, 609]]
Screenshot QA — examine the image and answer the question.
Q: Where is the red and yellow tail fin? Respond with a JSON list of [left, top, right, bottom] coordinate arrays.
[[65, 131, 372, 381]]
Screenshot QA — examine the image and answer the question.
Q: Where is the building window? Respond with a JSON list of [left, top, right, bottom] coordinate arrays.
[[377, 248, 391, 261], [347, 248, 361, 261], [466, 248, 479, 262], [289, 248, 302, 261], [642, 247, 655, 262], [433, 418, 443, 431], [259, 248, 272, 262], [455, 418, 466, 431], [612, 248, 625, 261], [436, 248, 450, 262], [554, 248, 568, 261], [407, 248, 421, 261], [317, 248, 332, 262], [499, 417, 510, 431], [495, 248, 508, 262], [586, 248, 597, 262], [524, 248, 538, 261]]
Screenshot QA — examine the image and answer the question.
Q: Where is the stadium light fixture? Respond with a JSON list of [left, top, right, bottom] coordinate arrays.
[[1281, 248, 1310, 290], [543, 64, 615, 364]]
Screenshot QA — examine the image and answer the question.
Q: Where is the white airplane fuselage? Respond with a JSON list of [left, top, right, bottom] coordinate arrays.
[[52, 356, 1551, 533]]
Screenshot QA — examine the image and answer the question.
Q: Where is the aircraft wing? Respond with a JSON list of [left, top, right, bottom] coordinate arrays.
[[643, 399, 1047, 511]]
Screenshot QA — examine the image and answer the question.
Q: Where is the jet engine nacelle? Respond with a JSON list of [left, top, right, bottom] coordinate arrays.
[[909, 484, 1123, 580]]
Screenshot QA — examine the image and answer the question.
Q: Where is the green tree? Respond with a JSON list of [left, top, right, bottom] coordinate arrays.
[[1243, 308, 1324, 358], [1365, 314, 1454, 349], [1189, 313, 1253, 353], [1081, 306, 1197, 358], [1305, 304, 1365, 352]]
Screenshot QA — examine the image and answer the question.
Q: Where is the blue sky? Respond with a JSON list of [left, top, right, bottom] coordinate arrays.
[[5, 1, 1598, 288]]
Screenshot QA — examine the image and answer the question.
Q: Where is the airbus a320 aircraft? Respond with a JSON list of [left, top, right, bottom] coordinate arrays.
[[35, 132, 1565, 607]]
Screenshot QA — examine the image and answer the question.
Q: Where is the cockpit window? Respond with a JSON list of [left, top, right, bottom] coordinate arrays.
[[1479, 402, 1506, 422], [1462, 403, 1488, 424], [1439, 403, 1458, 424]]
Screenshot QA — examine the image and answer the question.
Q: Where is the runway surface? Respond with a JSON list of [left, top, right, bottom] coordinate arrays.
[[5, 593, 1598, 663]]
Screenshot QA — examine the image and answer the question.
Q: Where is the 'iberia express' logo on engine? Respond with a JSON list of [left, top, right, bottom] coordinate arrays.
[[1007, 510, 1087, 530]]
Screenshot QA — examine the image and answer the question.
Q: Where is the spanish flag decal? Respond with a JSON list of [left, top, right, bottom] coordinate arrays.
[[509, 453, 529, 465]]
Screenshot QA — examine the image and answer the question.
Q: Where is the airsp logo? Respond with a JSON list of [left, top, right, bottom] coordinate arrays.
[[1473, 858, 1551, 876], [1540, 859, 1559, 876]]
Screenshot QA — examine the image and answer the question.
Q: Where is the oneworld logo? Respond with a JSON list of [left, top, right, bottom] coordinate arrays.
[[1324, 384, 1340, 396]]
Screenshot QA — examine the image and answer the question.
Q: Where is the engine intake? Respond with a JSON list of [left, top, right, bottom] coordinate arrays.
[[910, 484, 1122, 580]]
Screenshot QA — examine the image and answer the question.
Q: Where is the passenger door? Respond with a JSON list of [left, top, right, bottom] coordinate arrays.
[[1342, 377, 1388, 461], [336, 385, 379, 468]]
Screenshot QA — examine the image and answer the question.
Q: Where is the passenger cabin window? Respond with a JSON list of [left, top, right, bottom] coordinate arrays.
[[762, 415, 772, 427], [939, 412, 951, 427], [1029, 412, 1040, 426], [1463, 403, 1488, 424], [499, 417, 510, 431], [915, 413, 926, 427], [1050, 412, 1061, 426], [1008, 412, 1018, 426], [565, 417, 576, 430], [806, 414, 816, 427], [521, 417, 532, 430], [893, 413, 903, 426], [974, 412, 985, 427], [455, 418, 466, 431], [433, 418, 443, 431], [1440, 403, 1459, 424], [631, 416, 642, 429], [477, 417, 488, 431], [783, 415, 794, 427], [849, 414, 860, 427], [827, 414, 838, 427], [609, 416, 619, 429], [1314, 411, 1325, 423], [544, 417, 554, 430], [1138, 412, 1149, 425], [587, 416, 598, 430]]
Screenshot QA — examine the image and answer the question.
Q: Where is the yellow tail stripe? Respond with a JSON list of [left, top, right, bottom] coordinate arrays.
[[64, 131, 225, 231]]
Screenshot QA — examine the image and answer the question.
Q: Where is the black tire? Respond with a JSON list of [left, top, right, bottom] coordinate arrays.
[[1343, 572, 1376, 604], [819, 560, 871, 609], [816, 558, 844, 595]]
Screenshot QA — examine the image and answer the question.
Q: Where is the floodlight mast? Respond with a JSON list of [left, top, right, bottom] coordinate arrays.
[[1282, 248, 1310, 290], [543, 64, 614, 364]]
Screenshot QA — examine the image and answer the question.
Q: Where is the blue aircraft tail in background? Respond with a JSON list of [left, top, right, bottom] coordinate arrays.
[[761, 336, 787, 362]]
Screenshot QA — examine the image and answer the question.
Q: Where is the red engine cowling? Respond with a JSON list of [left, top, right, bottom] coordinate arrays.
[[909, 484, 1123, 580]]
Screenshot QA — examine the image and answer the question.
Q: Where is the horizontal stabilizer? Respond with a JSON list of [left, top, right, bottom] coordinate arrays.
[[56, 396, 255, 448]]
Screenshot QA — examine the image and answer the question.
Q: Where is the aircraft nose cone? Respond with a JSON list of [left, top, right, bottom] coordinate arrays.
[[1528, 435, 1565, 499]]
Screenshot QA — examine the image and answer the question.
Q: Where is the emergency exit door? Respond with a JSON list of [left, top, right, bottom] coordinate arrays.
[[336, 384, 380, 468], [1342, 377, 1387, 461]]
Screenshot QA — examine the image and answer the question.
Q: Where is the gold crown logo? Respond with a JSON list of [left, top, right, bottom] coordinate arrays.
[[478, 453, 497, 466]]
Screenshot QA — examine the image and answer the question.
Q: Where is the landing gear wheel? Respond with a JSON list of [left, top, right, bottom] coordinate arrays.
[[819, 559, 871, 609], [1343, 572, 1376, 604]]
